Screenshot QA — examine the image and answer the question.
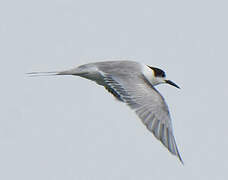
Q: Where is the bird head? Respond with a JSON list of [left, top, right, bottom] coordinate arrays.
[[147, 66, 180, 89]]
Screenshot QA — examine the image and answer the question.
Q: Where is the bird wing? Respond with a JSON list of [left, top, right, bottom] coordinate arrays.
[[102, 72, 183, 163]]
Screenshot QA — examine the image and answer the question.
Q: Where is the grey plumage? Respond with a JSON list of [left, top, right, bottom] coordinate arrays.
[[29, 60, 183, 164]]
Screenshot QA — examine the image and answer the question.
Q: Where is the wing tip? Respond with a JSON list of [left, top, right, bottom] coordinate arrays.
[[171, 135, 184, 165], [176, 148, 184, 165]]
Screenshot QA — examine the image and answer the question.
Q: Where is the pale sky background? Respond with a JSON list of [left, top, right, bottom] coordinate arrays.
[[0, 0, 228, 179]]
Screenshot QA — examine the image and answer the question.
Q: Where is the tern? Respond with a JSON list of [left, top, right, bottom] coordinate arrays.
[[29, 60, 183, 163]]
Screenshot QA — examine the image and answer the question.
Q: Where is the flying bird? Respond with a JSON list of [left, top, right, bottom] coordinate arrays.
[[29, 60, 183, 163]]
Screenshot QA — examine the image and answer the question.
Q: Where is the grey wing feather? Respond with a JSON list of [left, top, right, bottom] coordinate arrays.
[[102, 73, 183, 163], [104, 85, 124, 102]]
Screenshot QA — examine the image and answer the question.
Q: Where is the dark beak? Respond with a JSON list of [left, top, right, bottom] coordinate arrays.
[[165, 80, 180, 89]]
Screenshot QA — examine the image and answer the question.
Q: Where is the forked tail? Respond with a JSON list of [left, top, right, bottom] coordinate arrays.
[[27, 71, 61, 77], [27, 67, 86, 77]]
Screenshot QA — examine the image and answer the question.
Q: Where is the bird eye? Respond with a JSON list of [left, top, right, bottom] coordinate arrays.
[[147, 66, 166, 77]]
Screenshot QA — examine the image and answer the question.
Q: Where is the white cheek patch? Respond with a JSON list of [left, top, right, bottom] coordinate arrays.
[[141, 64, 155, 83]]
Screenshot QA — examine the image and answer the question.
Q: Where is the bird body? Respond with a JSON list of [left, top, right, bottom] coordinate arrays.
[[29, 60, 183, 164]]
